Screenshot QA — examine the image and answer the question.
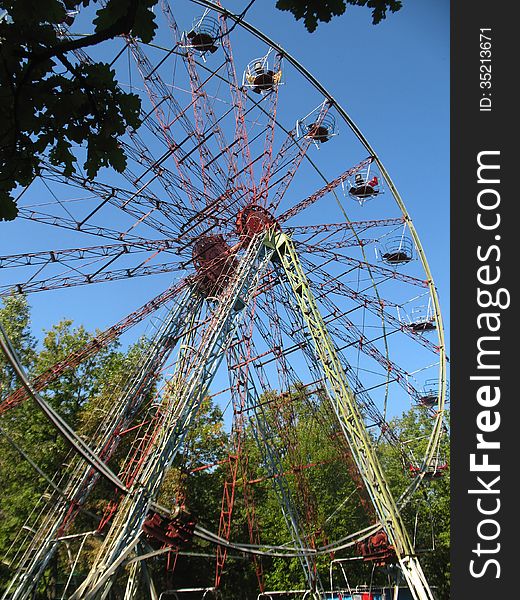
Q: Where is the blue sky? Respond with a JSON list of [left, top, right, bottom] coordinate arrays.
[[0, 0, 449, 363]]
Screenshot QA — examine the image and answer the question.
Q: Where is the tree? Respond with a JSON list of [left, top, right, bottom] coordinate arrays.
[[0, 305, 451, 598], [0, 0, 158, 221], [232, 385, 372, 592], [0, 296, 130, 594], [0, 294, 36, 394], [275, 0, 403, 32]]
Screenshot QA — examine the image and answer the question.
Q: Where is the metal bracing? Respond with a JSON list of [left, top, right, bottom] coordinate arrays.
[[123, 560, 141, 600], [266, 101, 331, 214], [0, 3, 448, 595], [216, 315, 264, 590], [218, 11, 257, 201], [122, 547, 159, 600], [269, 230, 434, 600], [255, 285, 413, 467], [197, 0, 447, 491], [68, 234, 274, 599], [4, 225, 442, 597]]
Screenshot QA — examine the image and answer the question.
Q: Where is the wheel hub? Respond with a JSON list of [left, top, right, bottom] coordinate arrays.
[[236, 204, 278, 241]]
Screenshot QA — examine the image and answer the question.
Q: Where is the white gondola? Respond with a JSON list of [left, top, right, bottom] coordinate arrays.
[[377, 234, 414, 265], [414, 378, 449, 410], [181, 13, 220, 57], [417, 379, 439, 408], [397, 300, 436, 333], [296, 102, 338, 147], [408, 453, 448, 479], [343, 163, 383, 205], [243, 50, 283, 94]]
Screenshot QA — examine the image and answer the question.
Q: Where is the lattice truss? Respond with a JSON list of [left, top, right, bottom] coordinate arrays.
[[0, 2, 448, 599]]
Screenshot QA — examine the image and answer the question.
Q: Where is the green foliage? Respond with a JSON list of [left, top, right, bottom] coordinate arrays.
[[0, 295, 36, 394], [0, 0, 157, 221], [247, 386, 372, 591], [0, 296, 128, 592], [0, 298, 449, 596], [158, 395, 228, 520], [275, 0, 403, 32], [36, 319, 117, 420]]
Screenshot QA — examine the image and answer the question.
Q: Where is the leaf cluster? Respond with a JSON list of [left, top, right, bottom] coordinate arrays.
[[275, 0, 402, 32], [0, 0, 158, 221]]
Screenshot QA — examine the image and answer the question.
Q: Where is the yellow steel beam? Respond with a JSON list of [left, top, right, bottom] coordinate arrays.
[[267, 230, 434, 600]]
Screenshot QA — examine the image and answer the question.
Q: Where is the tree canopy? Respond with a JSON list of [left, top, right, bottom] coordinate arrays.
[[276, 0, 402, 32], [0, 0, 157, 221]]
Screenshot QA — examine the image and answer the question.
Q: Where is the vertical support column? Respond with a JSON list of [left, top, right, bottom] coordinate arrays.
[[269, 231, 434, 600], [215, 323, 265, 591], [69, 235, 274, 600], [242, 371, 323, 592]]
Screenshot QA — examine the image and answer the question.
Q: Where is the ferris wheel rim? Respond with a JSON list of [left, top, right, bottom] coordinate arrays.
[[1, 3, 449, 592]]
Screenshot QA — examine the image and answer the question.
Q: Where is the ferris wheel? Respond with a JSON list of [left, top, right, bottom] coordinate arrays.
[[0, 1, 448, 599]]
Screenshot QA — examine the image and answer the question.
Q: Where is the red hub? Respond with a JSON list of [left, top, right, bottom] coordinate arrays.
[[236, 204, 278, 242], [192, 206, 277, 294]]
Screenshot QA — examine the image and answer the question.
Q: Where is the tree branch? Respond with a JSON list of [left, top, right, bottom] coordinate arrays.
[[32, 0, 141, 65]]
